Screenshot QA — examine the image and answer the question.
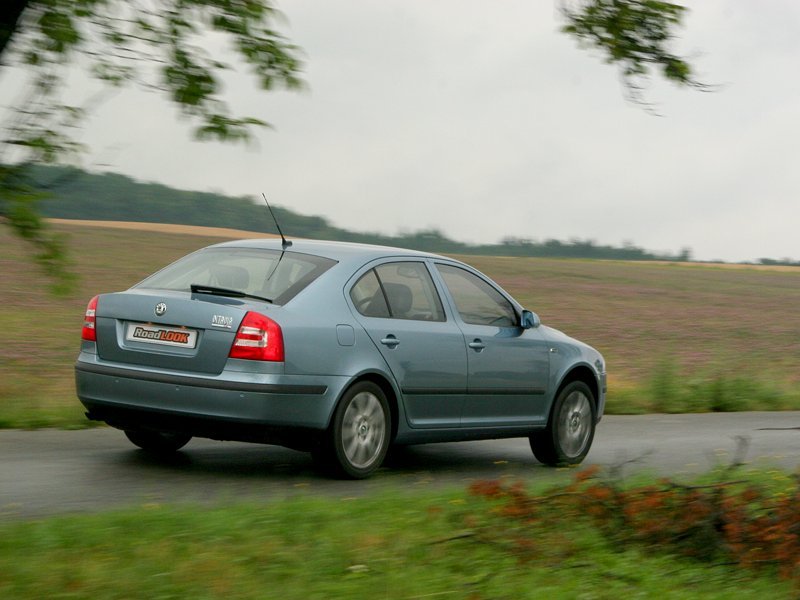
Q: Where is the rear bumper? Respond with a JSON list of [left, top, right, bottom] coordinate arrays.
[[75, 353, 348, 444]]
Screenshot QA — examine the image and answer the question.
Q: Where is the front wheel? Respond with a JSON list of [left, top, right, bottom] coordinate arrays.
[[530, 381, 596, 466], [124, 430, 192, 454], [316, 381, 391, 479]]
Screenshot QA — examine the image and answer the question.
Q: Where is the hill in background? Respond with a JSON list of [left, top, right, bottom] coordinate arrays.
[[18, 164, 713, 262]]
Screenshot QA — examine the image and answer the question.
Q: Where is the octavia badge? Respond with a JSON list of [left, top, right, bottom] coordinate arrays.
[[154, 302, 167, 317]]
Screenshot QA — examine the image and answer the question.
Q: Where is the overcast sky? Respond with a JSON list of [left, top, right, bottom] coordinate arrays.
[[7, 1, 800, 262]]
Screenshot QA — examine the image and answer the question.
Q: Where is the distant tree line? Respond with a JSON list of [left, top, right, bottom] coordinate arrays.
[[23, 164, 697, 262], [757, 258, 800, 267]]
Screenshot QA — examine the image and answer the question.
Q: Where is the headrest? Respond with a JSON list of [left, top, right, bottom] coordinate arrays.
[[383, 282, 413, 317], [211, 265, 249, 290]]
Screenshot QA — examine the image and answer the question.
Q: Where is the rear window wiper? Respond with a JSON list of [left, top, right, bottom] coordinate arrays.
[[190, 284, 273, 303]]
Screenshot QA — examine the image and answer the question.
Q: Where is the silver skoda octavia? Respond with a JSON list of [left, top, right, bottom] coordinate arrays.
[[75, 238, 606, 478]]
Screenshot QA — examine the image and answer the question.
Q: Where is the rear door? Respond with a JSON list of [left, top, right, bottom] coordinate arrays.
[[350, 260, 467, 428]]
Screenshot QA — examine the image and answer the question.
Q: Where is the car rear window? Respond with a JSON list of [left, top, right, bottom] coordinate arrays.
[[134, 248, 337, 305]]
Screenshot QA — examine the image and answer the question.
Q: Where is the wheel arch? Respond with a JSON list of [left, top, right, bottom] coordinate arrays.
[[336, 371, 401, 443], [551, 365, 600, 423]]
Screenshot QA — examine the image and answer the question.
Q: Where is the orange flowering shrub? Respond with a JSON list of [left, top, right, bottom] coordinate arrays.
[[466, 468, 800, 582]]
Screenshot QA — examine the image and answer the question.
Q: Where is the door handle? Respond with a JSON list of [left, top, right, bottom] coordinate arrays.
[[468, 339, 485, 351], [380, 335, 400, 348]]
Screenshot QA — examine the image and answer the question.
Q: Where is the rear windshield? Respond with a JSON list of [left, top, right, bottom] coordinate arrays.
[[134, 247, 337, 305]]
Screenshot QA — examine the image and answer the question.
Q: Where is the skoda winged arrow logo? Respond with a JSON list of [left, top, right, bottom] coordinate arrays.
[[154, 302, 167, 317]]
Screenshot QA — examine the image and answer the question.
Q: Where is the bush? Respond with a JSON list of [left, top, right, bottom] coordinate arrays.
[[464, 465, 800, 583]]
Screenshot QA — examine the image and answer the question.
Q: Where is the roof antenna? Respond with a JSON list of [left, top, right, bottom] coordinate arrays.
[[262, 193, 292, 249]]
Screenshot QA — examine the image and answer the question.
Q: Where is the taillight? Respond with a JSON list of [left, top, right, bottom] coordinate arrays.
[[229, 311, 284, 361], [81, 295, 99, 341]]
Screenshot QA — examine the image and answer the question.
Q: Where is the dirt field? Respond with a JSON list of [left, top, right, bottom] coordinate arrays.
[[47, 219, 282, 240], [1, 220, 798, 427], [47, 219, 798, 272]]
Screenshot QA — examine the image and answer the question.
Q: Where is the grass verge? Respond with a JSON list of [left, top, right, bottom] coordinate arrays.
[[1, 471, 797, 598]]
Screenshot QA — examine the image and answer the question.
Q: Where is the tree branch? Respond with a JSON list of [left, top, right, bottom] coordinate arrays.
[[0, 0, 28, 59]]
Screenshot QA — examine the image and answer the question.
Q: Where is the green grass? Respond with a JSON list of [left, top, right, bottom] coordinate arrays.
[[1, 222, 799, 428], [0, 481, 795, 599]]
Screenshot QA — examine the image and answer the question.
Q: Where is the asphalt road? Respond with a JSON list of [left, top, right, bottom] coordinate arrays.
[[2, 412, 799, 520]]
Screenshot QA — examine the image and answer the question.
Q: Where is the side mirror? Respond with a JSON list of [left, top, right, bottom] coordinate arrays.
[[521, 309, 540, 329]]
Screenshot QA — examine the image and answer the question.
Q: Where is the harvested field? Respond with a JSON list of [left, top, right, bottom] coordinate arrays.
[[1, 220, 798, 426]]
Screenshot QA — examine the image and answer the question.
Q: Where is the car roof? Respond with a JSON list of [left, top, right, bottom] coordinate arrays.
[[208, 238, 450, 266]]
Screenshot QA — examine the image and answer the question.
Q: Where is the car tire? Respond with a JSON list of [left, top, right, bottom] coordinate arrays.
[[124, 430, 192, 454], [530, 380, 596, 466], [317, 381, 391, 479]]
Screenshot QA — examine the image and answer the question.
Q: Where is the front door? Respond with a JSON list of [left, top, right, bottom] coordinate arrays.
[[434, 263, 550, 426]]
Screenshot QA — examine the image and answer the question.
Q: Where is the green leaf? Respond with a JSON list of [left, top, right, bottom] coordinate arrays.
[[561, 0, 708, 101]]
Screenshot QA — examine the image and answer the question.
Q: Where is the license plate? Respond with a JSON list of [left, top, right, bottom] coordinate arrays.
[[125, 323, 198, 348]]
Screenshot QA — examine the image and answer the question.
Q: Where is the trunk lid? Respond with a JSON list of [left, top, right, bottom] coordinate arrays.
[[94, 289, 253, 374]]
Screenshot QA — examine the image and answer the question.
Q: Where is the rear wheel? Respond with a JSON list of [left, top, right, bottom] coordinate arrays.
[[530, 381, 596, 466], [124, 430, 192, 454], [316, 381, 391, 479]]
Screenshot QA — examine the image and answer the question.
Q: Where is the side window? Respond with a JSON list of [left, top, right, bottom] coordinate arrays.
[[436, 264, 517, 327], [350, 262, 445, 321], [375, 262, 445, 321]]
